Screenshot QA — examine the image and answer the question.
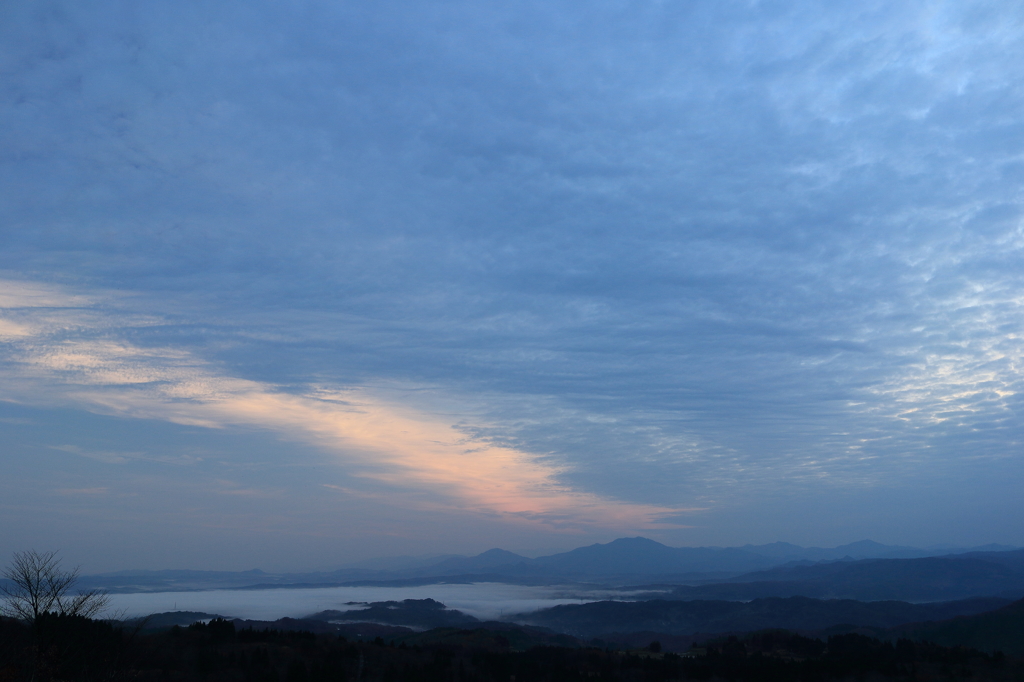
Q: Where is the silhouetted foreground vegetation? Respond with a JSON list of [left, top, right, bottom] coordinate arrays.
[[2, 614, 1021, 682], [519, 595, 1014, 637]]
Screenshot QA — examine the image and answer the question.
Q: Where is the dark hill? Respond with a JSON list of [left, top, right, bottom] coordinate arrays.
[[895, 596, 1024, 657], [674, 554, 1024, 601], [517, 595, 1008, 638], [307, 598, 478, 629]]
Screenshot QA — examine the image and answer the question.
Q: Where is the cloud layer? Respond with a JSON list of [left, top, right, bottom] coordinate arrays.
[[0, 280, 683, 532], [2, 0, 1024, 567]]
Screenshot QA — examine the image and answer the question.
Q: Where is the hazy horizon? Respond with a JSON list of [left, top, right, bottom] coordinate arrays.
[[3, 1, 1024, 573], [71, 536, 1023, 576]]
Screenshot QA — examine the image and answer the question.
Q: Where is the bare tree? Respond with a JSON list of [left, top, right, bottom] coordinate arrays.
[[1, 550, 110, 622]]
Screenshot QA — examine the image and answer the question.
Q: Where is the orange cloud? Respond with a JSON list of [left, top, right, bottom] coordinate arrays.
[[1, 279, 688, 531], [76, 377, 686, 529]]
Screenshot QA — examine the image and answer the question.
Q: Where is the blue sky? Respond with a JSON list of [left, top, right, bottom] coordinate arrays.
[[2, 0, 1023, 571]]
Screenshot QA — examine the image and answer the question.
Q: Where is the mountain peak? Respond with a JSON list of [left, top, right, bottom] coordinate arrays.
[[836, 539, 889, 550], [474, 548, 527, 560], [605, 536, 667, 548]]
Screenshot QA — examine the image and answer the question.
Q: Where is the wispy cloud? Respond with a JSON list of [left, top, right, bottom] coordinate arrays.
[[1, 279, 683, 530], [53, 487, 109, 496]]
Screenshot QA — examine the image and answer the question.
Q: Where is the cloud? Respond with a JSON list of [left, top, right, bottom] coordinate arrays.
[[0, 279, 684, 531], [0, 279, 95, 309], [2, 1, 1024, 551], [50, 444, 145, 465], [53, 487, 109, 496]]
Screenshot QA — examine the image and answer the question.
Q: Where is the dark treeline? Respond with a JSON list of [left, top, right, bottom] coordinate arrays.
[[0, 614, 1019, 681]]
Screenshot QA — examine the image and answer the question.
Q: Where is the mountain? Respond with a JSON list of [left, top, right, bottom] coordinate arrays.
[[408, 549, 533, 575], [677, 554, 1024, 602], [125, 611, 229, 631], [74, 539, 1024, 593], [953, 548, 1024, 570], [307, 598, 479, 629], [430, 538, 1023, 582], [404, 537, 826, 581], [739, 540, 928, 562], [530, 537, 775, 577], [516, 595, 1010, 638]]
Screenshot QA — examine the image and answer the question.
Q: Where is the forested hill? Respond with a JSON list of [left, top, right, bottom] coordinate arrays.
[[517, 596, 1012, 638], [1, 611, 1019, 681]]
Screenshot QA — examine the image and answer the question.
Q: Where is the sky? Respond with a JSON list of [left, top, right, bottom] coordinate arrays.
[[2, 0, 1024, 572]]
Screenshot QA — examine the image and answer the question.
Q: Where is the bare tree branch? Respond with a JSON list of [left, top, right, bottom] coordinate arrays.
[[1, 550, 110, 623]]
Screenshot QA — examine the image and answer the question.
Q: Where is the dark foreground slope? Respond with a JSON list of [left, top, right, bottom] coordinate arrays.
[[519, 596, 1011, 637], [894, 597, 1024, 657], [2, 613, 1021, 682]]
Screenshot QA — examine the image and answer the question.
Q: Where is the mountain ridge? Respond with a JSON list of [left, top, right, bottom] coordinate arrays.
[[70, 537, 1023, 593]]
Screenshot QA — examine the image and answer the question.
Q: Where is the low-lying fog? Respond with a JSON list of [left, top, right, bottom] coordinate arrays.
[[107, 583, 661, 622]]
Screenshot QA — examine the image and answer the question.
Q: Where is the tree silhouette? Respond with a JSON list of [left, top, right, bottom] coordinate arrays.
[[1, 550, 110, 623]]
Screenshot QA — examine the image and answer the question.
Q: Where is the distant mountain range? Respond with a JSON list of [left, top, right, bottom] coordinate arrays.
[[71, 537, 1022, 594], [361, 537, 1020, 582], [665, 549, 1024, 602]]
